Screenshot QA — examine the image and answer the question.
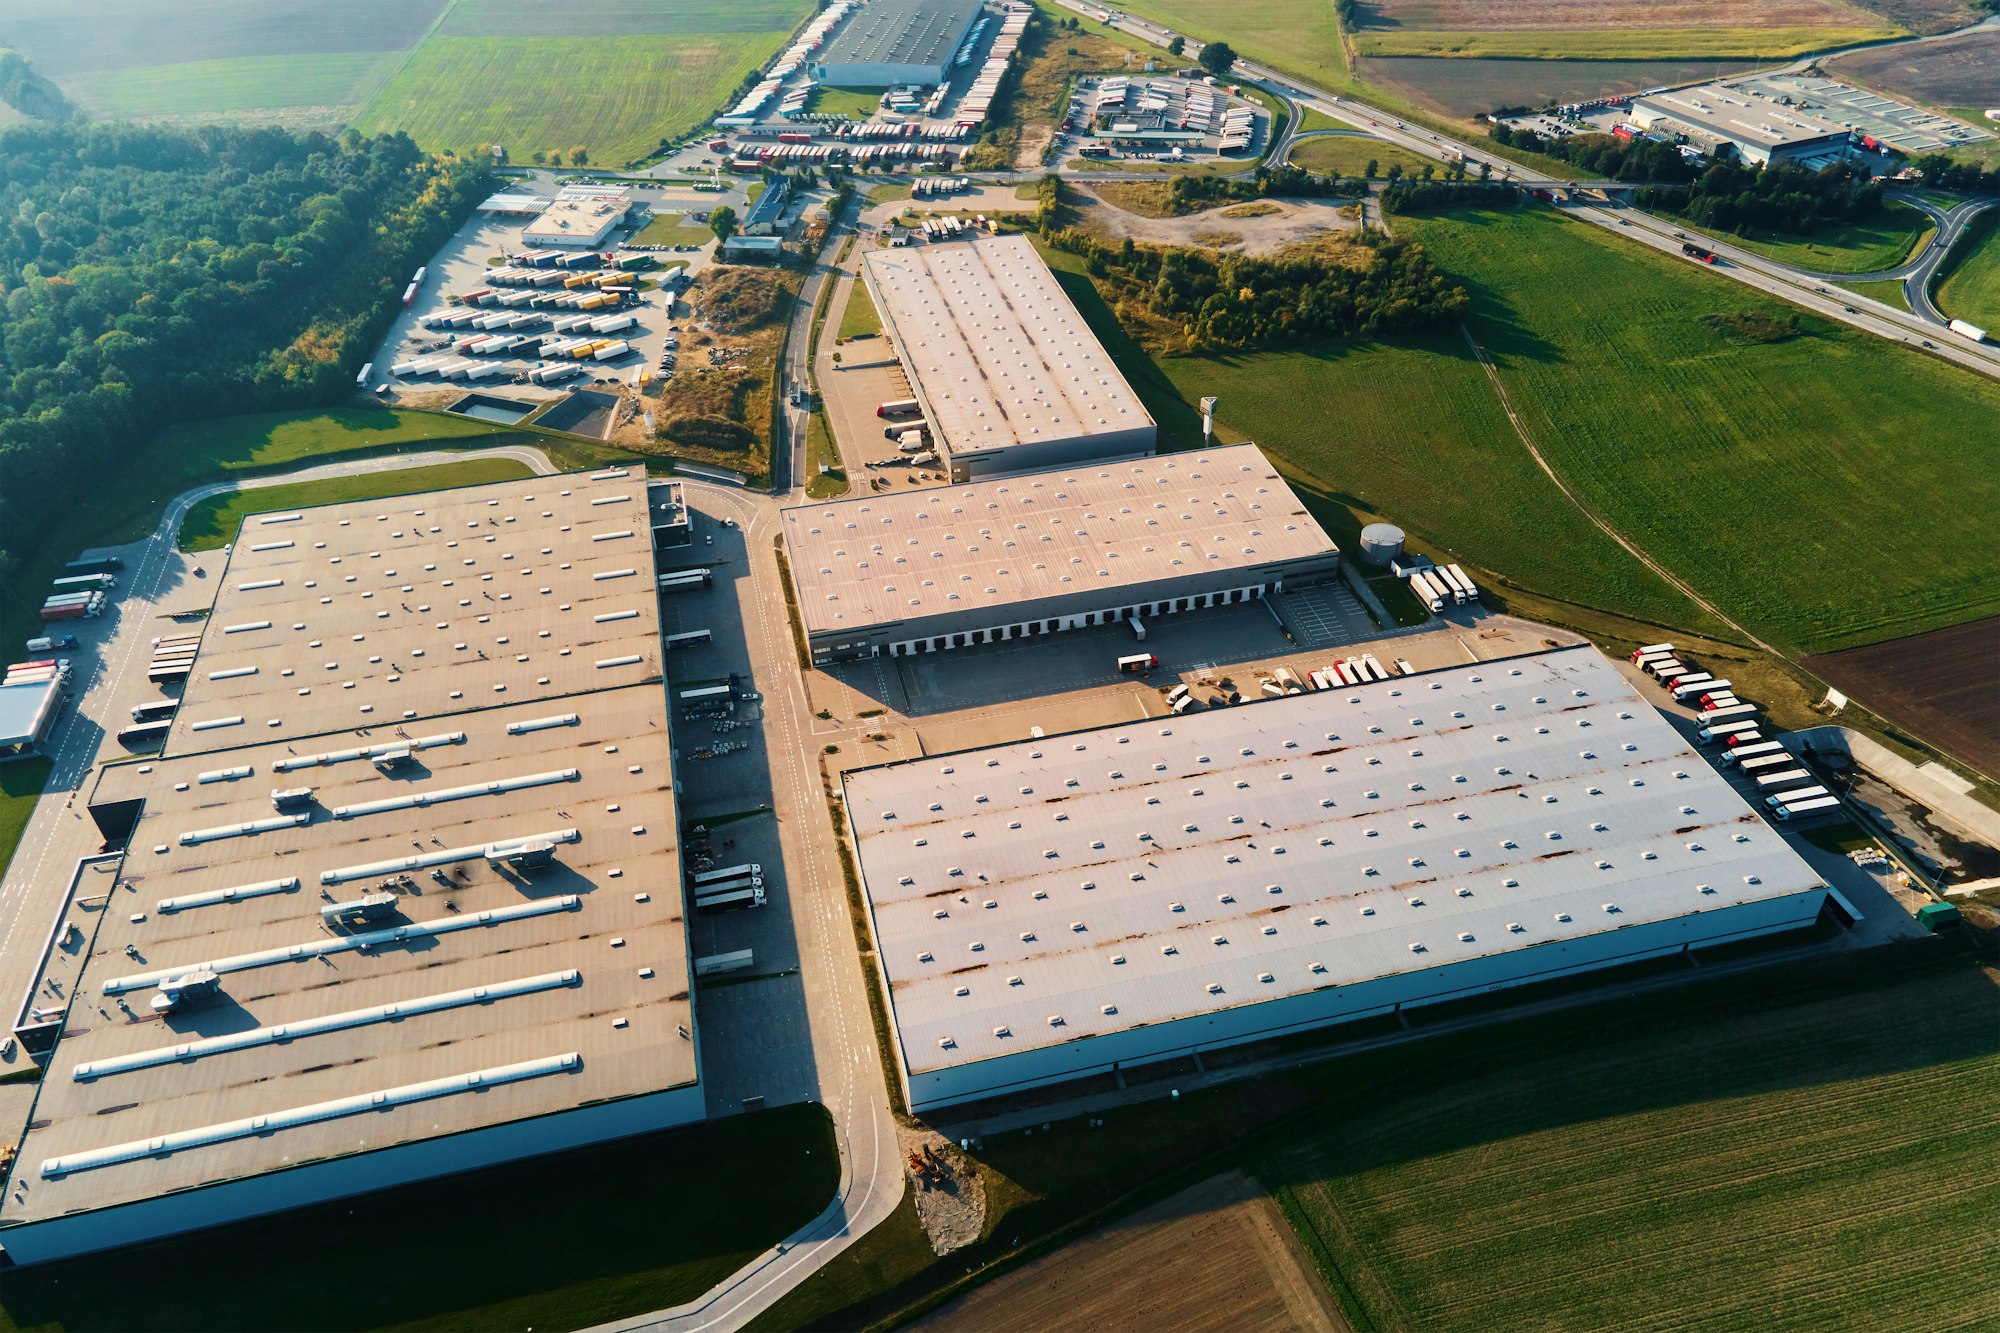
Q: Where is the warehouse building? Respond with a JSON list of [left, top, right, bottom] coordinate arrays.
[[522, 185, 633, 249], [842, 646, 1830, 1111], [1629, 84, 1853, 167], [0, 471, 698, 1264], [808, 0, 985, 86], [780, 443, 1340, 663], [862, 233, 1156, 481]]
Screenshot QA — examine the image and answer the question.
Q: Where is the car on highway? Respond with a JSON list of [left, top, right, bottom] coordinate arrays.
[[1843, 305, 1856, 313]]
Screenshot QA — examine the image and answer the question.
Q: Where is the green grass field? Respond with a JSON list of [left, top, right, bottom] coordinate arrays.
[[1839, 277, 1913, 311], [1033, 243, 1716, 634], [1397, 205, 2000, 652], [1351, 25, 1900, 60], [438, 0, 809, 36], [1679, 200, 1932, 275], [0, 1104, 839, 1333], [1936, 211, 2000, 330], [837, 281, 883, 341], [635, 212, 717, 247], [356, 31, 794, 166], [0, 758, 54, 887], [1106, 0, 1349, 89], [64, 51, 401, 119], [177, 458, 536, 551], [1273, 965, 2000, 1331], [1289, 133, 1434, 178], [810, 85, 888, 118]]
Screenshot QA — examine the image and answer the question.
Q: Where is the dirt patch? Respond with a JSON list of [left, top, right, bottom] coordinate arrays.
[[632, 262, 795, 478], [1827, 29, 2000, 106], [1192, 228, 1247, 248], [898, 1124, 987, 1254], [912, 1170, 1346, 1333], [1222, 201, 1285, 218], [1073, 187, 1359, 256], [1361, 0, 1874, 30], [1810, 613, 2000, 780], [1088, 179, 1176, 218], [1355, 54, 1766, 117]]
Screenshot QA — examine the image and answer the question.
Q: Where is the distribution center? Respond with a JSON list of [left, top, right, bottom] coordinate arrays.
[[862, 233, 1157, 481], [841, 646, 1830, 1111], [779, 443, 1341, 663], [808, 0, 986, 86], [0, 471, 698, 1264]]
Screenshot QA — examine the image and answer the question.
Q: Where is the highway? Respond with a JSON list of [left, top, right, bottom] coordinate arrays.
[[1048, 0, 2000, 376]]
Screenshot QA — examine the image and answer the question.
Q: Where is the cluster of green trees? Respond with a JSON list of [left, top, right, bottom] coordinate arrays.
[[1163, 163, 1362, 214], [1912, 153, 2000, 194], [0, 51, 73, 122], [1381, 179, 1518, 214], [1040, 225, 1468, 349], [1635, 160, 1883, 237], [0, 122, 488, 580], [1488, 124, 1695, 183]]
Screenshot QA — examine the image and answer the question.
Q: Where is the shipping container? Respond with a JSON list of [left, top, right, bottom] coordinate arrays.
[[694, 949, 756, 977], [592, 340, 631, 361]]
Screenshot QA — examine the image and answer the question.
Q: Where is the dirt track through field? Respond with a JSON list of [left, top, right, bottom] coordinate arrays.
[[914, 1170, 1348, 1333]]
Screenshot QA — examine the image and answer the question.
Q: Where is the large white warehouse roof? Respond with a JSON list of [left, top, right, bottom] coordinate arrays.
[[779, 444, 1336, 637], [862, 234, 1153, 460], [845, 647, 1826, 1079]]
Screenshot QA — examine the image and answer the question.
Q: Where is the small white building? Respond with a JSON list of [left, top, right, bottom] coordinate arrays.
[[521, 186, 633, 249]]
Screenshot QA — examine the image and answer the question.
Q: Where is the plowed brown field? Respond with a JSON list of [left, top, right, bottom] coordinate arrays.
[[1811, 613, 2000, 779], [914, 1171, 1347, 1333], [1364, 0, 1874, 30]]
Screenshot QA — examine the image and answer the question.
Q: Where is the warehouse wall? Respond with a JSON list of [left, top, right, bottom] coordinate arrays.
[[945, 428, 1158, 483], [0, 1080, 705, 1265], [894, 887, 1828, 1110], [804, 553, 1342, 662]]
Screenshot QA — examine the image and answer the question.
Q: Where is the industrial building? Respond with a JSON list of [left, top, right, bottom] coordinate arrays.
[[521, 185, 633, 249], [862, 234, 1156, 481], [1629, 84, 1854, 167], [842, 646, 1830, 1111], [808, 0, 985, 86], [780, 443, 1340, 663], [743, 175, 793, 237], [0, 470, 698, 1264]]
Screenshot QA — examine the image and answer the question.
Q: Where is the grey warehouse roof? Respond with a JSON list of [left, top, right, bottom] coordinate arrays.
[[844, 647, 1826, 1076], [815, 0, 983, 69], [779, 444, 1337, 637], [863, 234, 1153, 457], [1634, 85, 1848, 149]]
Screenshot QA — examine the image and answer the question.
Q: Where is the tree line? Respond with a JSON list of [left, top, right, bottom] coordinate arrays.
[[1488, 124, 1697, 183], [0, 121, 489, 581], [0, 51, 74, 122], [1635, 160, 1883, 236], [1911, 153, 2000, 195]]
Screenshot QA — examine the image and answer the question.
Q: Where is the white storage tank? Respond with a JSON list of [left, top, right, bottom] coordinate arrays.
[[1358, 522, 1405, 567]]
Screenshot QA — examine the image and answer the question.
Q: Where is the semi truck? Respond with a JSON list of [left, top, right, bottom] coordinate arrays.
[[1771, 794, 1841, 820], [876, 398, 920, 418], [691, 863, 763, 887], [1948, 318, 1987, 343], [694, 949, 756, 977], [1117, 653, 1159, 673], [1696, 716, 1759, 743], [1630, 642, 1674, 662], [64, 556, 124, 576], [1718, 740, 1784, 766], [696, 887, 766, 912], [25, 634, 78, 653]]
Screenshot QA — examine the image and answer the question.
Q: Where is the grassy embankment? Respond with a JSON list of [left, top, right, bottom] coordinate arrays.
[[809, 85, 888, 118], [1936, 209, 2000, 330], [1350, 26, 1902, 60], [837, 281, 884, 342], [1839, 277, 1913, 311], [0, 758, 54, 885], [0, 1104, 840, 1333], [1677, 198, 1933, 275], [176, 457, 538, 552]]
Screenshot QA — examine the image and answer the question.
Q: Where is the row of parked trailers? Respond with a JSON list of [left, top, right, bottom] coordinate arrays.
[[148, 631, 202, 685], [1629, 642, 1839, 823], [1394, 559, 1480, 614], [41, 572, 115, 623], [452, 282, 628, 308], [720, 0, 855, 122], [959, 5, 1030, 126]]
